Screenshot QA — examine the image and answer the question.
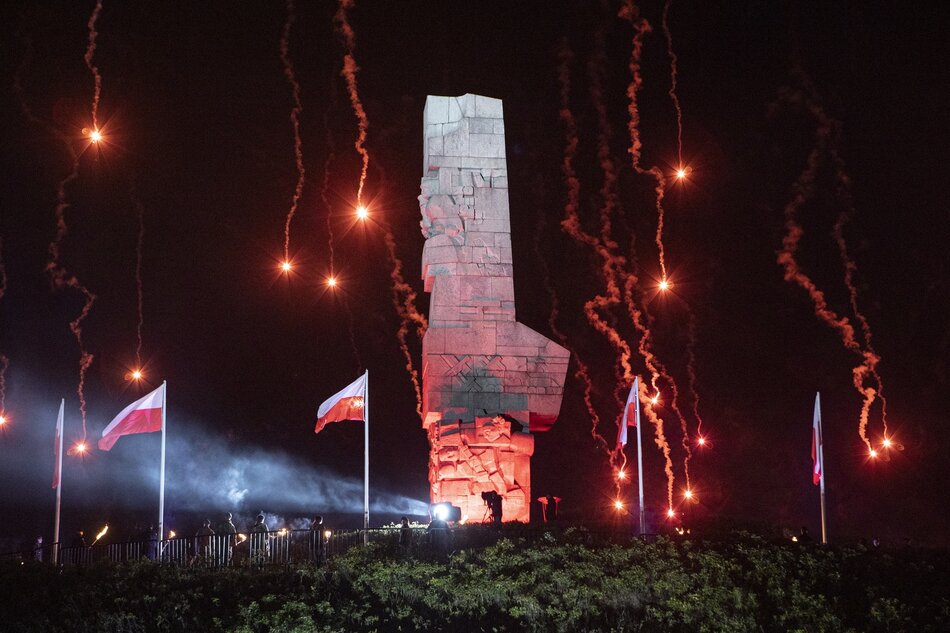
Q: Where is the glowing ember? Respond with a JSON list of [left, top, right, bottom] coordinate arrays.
[[277, 528, 287, 536], [617, 469, 627, 480], [356, 205, 369, 220], [236, 533, 247, 543], [869, 449, 878, 458], [168, 531, 176, 539], [614, 500, 624, 511], [326, 276, 337, 287], [280, 261, 292, 273]]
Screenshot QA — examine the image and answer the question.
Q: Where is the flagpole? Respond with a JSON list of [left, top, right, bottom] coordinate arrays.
[[53, 398, 64, 564], [158, 380, 167, 545], [363, 369, 369, 545], [816, 392, 827, 544], [635, 378, 645, 535]]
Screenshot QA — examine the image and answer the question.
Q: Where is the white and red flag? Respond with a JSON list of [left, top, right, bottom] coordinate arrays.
[[52, 400, 64, 489], [315, 373, 367, 434], [99, 383, 165, 451], [617, 377, 640, 448], [811, 392, 823, 485]]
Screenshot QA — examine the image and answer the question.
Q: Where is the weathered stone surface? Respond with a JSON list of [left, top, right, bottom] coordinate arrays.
[[420, 94, 569, 523]]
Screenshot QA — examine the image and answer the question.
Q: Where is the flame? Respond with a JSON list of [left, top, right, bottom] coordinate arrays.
[[355, 205, 369, 220], [882, 437, 892, 449], [667, 508, 676, 518], [74, 442, 87, 454], [658, 279, 670, 291], [614, 500, 624, 511], [89, 129, 102, 143], [697, 436, 706, 446], [326, 276, 337, 288], [617, 469, 627, 480], [277, 528, 287, 536], [869, 449, 878, 459], [323, 529, 332, 539], [236, 533, 247, 543], [280, 261, 292, 273], [131, 369, 143, 380], [0, 415, 6, 426], [684, 489, 694, 500], [651, 394, 660, 406], [675, 168, 687, 180], [91, 525, 108, 545], [168, 530, 176, 539]]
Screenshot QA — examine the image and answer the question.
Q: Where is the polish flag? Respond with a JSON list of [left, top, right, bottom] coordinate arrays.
[[99, 383, 165, 451], [52, 401, 64, 489], [811, 393, 823, 486], [315, 373, 366, 434], [617, 377, 640, 448]]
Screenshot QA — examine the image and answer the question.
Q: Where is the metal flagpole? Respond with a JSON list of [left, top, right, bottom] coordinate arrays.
[[816, 392, 827, 544], [634, 378, 646, 535], [53, 398, 64, 564], [158, 381, 167, 546], [363, 369, 369, 545]]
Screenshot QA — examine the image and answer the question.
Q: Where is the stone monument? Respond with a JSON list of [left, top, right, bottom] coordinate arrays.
[[419, 94, 570, 523]]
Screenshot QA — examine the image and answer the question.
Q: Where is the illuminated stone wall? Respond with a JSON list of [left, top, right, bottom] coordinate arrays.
[[419, 94, 569, 523]]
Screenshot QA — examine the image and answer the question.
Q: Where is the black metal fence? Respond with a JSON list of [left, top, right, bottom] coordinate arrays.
[[1, 525, 654, 568]]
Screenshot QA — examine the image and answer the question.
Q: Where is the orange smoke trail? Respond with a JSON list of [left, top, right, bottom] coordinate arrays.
[[620, 0, 670, 283], [623, 275, 684, 495], [640, 377, 674, 509], [334, 0, 369, 206], [280, 0, 306, 262], [555, 39, 612, 455], [383, 230, 425, 419], [796, 79, 889, 438], [84, 0, 104, 132], [661, 0, 684, 167], [686, 311, 705, 437], [0, 237, 7, 415], [774, 84, 875, 450], [130, 179, 146, 367]]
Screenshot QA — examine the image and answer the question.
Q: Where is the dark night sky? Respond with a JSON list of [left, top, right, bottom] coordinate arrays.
[[1, 1, 948, 546]]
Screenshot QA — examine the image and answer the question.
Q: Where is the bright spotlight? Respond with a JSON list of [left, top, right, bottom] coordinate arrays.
[[432, 503, 450, 521]]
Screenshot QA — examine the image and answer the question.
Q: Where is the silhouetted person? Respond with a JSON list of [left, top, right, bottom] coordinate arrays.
[[195, 519, 214, 564], [427, 516, 450, 554], [146, 525, 159, 561], [33, 536, 43, 562], [309, 516, 327, 564], [249, 514, 269, 566], [399, 516, 412, 550], [71, 530, 86, 548], [799, 526, 812, 543], [217, 513, 237, 565], [482, 490, 503, 526]]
